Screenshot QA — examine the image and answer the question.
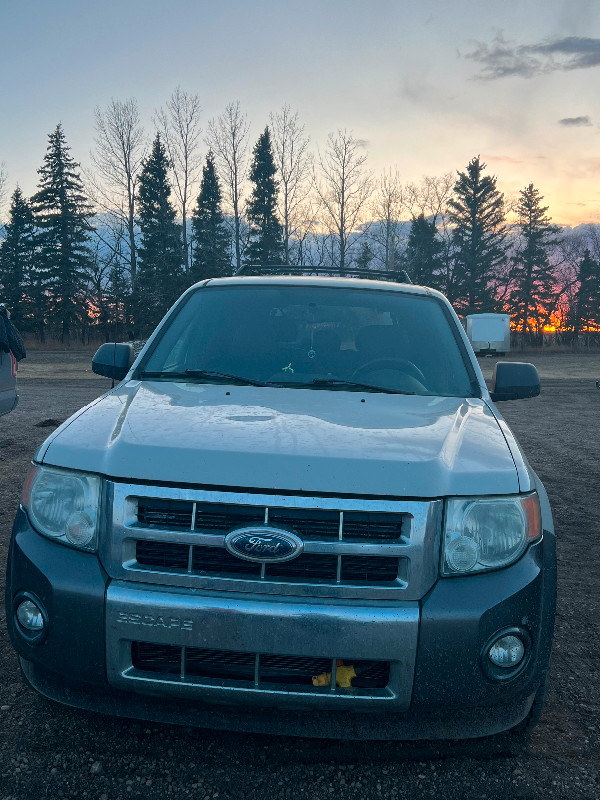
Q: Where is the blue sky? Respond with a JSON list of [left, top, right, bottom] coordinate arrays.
[[1, 0, 600, 225]]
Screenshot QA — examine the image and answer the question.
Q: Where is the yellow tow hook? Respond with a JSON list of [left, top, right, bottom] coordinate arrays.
[[312, 661, 357, 688]]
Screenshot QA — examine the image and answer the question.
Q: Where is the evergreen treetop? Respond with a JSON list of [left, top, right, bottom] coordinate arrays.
[[404, 213, 443, 289], [509, 183, 562, 345], [355, 238, 373, 270], [31, 123, 94, 342], [0, 187, 35, 327], [191, 151, 231, 280], [245, 127, 283, 266], [136, 134, 183, 332], [573, 249, 600, 343], [447, 156, 506, 313]]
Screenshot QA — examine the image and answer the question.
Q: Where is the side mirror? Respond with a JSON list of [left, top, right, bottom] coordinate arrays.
[[92, 343, 134, 381], [490, 362, 540, 402]]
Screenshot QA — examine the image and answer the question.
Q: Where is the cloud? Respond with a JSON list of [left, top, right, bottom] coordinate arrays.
[[558, 116, 592, 127], [465, 34, 541, 79], [483, 154, 525, 165], [535, 36, 600, 70], [465, 33, 600, 80]]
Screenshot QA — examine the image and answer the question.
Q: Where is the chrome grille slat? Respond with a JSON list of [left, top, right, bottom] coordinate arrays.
[[105, 482, 443, 601]]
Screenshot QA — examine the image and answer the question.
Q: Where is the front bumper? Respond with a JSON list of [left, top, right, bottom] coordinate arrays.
[[6, 508, 556, 739], [19, 657, 535, 740]]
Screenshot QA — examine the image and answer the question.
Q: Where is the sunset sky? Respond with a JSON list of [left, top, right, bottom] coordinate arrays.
[[1, 0, 599, 227]]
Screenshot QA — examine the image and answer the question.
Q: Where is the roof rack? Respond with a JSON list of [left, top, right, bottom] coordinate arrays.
[[234, 265, 412, 284]]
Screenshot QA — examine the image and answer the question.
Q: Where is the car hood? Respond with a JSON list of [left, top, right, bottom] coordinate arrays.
[[39, 381, 524, 497]]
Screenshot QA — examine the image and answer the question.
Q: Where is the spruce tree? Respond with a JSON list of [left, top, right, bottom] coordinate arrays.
[[136, 134, 183, 332], [355, 238, 373, 270], [0, 187, 35, 329], [245, 127, 283, 266], [191, 152, 231, 280], [447, 156, 506, 312], [572, 250, 600, 347], [404, 213, 443, 288], [31, 124, 93, 342], [508, 184, 561, 347]]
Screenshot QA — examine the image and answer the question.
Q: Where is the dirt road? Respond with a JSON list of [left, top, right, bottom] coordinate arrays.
[[0, 353, 599, 799]]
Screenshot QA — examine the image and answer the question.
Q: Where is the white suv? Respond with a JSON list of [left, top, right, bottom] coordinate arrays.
[[6, 274, 556, 739]]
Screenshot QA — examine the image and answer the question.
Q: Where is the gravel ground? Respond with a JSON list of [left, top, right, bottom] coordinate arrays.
[[0, 353, 599, 800]]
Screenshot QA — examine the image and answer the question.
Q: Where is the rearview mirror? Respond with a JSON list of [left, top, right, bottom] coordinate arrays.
[[490, 362, 540, 402], [92, 343, 134, 381]]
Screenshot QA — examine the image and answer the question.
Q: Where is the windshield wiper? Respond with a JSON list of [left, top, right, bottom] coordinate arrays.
[[139, 371, 415, 394], [280, 378, 416, 395], [139, 369, 268, 387]]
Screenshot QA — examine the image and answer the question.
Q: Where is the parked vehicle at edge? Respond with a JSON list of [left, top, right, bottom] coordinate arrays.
[[5, 272, 556, 740], [0, 305, 23, 417], [0, 348, 18, 417]]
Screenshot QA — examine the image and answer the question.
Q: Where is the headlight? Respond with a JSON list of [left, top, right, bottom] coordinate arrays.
[[22, 465, 101, 552], [441, 493, 541, 576]]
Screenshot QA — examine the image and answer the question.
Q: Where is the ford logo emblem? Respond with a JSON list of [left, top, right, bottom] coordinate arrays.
[[224, 527, 303, 563]]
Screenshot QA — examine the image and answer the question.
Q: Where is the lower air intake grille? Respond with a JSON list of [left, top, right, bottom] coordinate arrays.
[[131, 642, 390, 689]]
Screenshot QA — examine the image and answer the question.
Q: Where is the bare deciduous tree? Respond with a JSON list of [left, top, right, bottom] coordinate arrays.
[[584, 223, 600, 265], [269, 105, 311, 265], [402, 173, 453, 223], [91, 98, 146, 293], [155, 87, 203, 272], [287, 197, 324, 266], [314, 130, 373, 272], [425, 173, 457, 296], [206, 102, 249, 271], [555, 230, 588, 329], [401, 173, 456, 293], [370, 168, 405, 271]]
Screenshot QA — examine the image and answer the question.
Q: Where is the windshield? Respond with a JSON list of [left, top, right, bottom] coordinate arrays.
[[139, 284, 476, 397]]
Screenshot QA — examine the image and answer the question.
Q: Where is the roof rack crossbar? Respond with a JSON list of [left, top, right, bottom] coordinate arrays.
[[234, 265, 412, 284]]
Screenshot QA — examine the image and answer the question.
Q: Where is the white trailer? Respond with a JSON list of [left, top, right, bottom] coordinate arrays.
[[464, 313, 511, 355]]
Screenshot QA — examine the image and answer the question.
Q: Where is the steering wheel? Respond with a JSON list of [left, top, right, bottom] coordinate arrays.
[[351, 358, 427, 386]]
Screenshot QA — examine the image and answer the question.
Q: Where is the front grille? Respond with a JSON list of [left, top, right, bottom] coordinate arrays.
[[195, 503, 265, 531], [191, 545, 261, 577], [135, 541, 189, 569], [136, 541, 400, 583], [113, 483, 442, 601], [265, 553, 339, 580], [340, 556, 399, 582], [131, 642, 390, 690], [132, 496, 405, 587], [135, 499, 403, 542], [137, 499, 194, 530]]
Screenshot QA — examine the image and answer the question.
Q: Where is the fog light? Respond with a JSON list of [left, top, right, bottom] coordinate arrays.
[[16, 599, 45, 632], [489, 634, 525, 668]]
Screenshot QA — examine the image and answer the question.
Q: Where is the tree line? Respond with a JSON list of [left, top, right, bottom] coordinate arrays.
[[1, 91, 599, 347]]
